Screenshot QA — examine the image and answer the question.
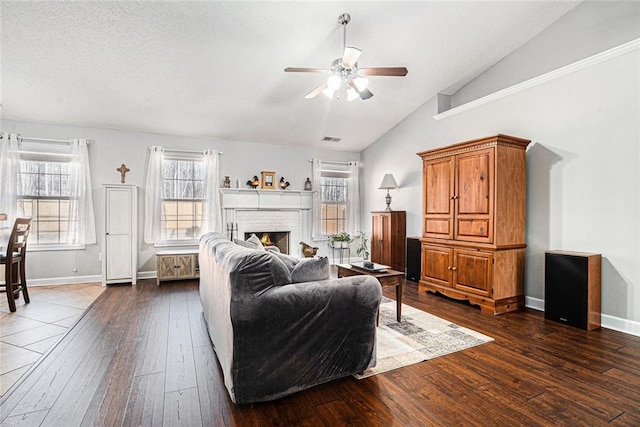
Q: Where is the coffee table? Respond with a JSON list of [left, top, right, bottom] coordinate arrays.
[[337, 264, 404, 322]]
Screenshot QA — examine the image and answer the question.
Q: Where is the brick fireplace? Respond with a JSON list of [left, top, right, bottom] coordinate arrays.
[[244, 231, 290, 254], [220, 189, 313, 258]]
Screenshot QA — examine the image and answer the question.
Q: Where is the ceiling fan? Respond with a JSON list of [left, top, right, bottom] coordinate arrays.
[[285, 13, 408, 101]]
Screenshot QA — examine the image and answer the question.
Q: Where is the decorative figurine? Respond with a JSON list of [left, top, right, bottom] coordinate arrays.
[[304, 177, 312, 191], [246, 176, 260, 188], [300, 241, 319, 258], [279, 177, 290, 190], [223, 176, 231, 188]]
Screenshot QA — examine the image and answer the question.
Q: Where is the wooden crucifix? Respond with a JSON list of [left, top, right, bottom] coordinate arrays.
[[117, 163, 130, 183]]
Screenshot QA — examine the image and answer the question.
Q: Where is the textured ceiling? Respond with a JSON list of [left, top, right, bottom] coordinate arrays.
[[1, 1, 579, 152]]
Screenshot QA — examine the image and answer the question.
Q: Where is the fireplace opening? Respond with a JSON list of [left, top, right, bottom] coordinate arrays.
[[246, 231, 290, 254]]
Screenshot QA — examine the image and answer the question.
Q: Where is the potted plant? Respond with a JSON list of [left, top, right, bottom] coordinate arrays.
[[355, 231, 374, 269], [328, 231, 352, 248]]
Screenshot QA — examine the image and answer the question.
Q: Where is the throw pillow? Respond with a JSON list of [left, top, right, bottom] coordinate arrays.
[[234, 238, 254, 249], [264, 245, 281, 253], [291, 257, 330, 283], [234, 233, 265, 250], [246, 233, 265, 250]]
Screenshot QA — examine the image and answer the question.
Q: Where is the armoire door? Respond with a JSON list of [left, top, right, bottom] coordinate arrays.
[[454, 148, 494, 243], [421, 244, 453, 288], [423, 157, 454, 239], [453, 248, 493, 297]]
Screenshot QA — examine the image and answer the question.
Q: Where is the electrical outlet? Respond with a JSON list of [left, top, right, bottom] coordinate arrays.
[[98, 252, 103, 262], [72, 267, 78, 273]]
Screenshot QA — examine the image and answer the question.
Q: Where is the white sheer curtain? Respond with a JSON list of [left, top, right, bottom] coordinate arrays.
[[202, 149, 222, 233], [144, 146, 164, 244], [68, 139, 96, 245], [0, 133, 20, 224], [347, 161, 360, 235], [311, 158, 323, 239]]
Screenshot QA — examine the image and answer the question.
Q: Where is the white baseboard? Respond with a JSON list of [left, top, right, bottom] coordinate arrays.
[[526, 296, 640, 338], [2, 273, 157, 287], [137, 271, 157, 280], [601, 314, 640, 338], [25, 275, 103, 287], [525, 296, 545, 312]]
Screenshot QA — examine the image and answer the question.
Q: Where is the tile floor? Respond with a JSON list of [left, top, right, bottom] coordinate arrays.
[[0, 282, 105, 397]]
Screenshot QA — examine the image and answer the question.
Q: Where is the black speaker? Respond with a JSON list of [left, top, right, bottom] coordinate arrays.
[[406, 237, 421, 282], [544, 251, 601, 330]]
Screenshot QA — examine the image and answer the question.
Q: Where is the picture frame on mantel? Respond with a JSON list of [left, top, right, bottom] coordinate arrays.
[[261, 171, 276, 189]]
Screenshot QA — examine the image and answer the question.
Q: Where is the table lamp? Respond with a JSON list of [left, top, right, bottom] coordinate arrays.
[[378, 174, 398, 212]]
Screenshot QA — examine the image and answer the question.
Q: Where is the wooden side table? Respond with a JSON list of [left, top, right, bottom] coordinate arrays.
[[337, 264, 404, 322]]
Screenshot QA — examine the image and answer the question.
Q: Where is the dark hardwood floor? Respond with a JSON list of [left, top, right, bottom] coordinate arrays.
[[1, 276, 639, 426]]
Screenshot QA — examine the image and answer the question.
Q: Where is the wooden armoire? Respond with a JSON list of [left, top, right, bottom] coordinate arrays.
[[416, 134, 530, 314], [371, 211, 406, 272]]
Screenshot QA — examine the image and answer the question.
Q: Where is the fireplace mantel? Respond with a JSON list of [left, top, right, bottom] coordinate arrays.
[[220, 188, 312, 210]]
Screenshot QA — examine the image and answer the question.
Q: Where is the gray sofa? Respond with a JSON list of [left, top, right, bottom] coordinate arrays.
[[199, 232, 382, 404]]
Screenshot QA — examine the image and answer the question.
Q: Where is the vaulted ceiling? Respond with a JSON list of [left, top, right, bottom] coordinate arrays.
[[1, 1, 580, 152]]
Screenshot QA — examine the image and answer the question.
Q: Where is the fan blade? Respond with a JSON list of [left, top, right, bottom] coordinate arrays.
[[285, 67, 330, 74], [348, 81, 374, 100], [360, 67, 408, 77], [358, 88, 373, 100], [341, 46, 362, 68], [305, 83, 328, 99]]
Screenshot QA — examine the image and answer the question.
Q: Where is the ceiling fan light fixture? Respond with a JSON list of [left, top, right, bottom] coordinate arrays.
[[353, 76, 369, 91], [285, 12, 407, 100], [322, 87, 336, 99], [326, 75, 341, 90], [347, 87, 359, 101]]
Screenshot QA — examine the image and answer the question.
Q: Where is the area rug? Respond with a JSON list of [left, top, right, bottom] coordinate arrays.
[[355, 298, 494, 379]]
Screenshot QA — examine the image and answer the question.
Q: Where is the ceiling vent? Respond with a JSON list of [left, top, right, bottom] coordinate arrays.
[[321, 136, 342, 142]]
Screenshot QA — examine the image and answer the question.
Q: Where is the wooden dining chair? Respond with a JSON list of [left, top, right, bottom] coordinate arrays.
[[1, 218, 32, 312]]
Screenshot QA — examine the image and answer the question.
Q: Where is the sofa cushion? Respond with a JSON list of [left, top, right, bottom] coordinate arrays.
[[234, 233, 265, 250], [269, 253, 293, 286], [291, 256, 330, 283], [231, 250, 292, 295], [272, 251, 300, 272]]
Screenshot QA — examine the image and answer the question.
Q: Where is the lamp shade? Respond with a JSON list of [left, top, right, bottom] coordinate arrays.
[[378, 174, 398, 190]]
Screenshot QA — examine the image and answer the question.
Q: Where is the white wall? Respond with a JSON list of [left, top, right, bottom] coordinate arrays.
[[361, 14, 640, 328], [452, 1, 640, 106], [1, 119, 359, 279]]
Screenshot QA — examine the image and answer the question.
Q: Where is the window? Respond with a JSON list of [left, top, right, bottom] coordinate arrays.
[[320, 174, 348, 235], [144, 146, 220, 246], [5, 136, 96, 249], [17, 159, 75, 245], [161, 158, 204, 241], [312, 159, 359, 239]]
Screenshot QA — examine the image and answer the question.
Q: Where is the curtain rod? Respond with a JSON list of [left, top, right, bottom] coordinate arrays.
[[308, 159, 356, 165], [19, 136, 90, 144], [159, 147, 223, 155], [0, 135, 90, 144]]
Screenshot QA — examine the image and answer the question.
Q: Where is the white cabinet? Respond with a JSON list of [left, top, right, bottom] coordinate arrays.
[[103, 185, 138, 285]]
